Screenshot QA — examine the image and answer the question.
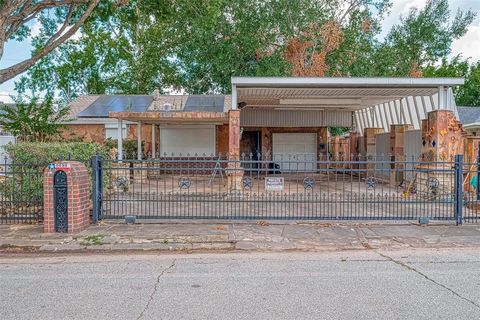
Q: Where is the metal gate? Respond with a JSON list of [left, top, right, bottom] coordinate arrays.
[[53, 170, 68, 232], [90, 154, 474, 223]]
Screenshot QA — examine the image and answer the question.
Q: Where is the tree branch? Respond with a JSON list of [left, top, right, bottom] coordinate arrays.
[[44, 4, 76, 47], [0, 0, 99, 84]]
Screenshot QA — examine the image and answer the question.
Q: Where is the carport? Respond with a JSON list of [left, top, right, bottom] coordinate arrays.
[[228, 77, 464, 170]]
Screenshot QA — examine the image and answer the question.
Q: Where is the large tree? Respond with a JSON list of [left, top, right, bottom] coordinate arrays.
[[12, 0, 478, 99], [373, 0, 475, 77], [16, 0, 217, 101], [0, 0, 102, 84], [175, 0, 390, 93]]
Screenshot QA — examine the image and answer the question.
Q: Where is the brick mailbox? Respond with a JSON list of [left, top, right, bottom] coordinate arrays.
[[43, 161, 90, 233]]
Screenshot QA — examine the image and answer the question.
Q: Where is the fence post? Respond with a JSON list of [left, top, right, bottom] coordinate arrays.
[[91, 155, 103, 224], [454, 154, 463, 225]]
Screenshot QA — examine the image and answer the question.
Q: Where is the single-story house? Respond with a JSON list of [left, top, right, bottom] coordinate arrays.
[[66, 77, 465, 170]]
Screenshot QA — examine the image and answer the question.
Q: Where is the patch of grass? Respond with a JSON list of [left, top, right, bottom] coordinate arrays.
[[80, 234, 104, 246]]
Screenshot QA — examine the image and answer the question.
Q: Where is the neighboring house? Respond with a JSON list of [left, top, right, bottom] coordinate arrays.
[[0, 102, 17, 161], [66, 77, 464, 170], [457, 106, 480, 136]]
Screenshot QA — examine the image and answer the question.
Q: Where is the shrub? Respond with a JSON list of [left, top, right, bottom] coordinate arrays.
[[0, 95, 69, 142], [4, 141, 110, 166], [0, 142, 110, 219]]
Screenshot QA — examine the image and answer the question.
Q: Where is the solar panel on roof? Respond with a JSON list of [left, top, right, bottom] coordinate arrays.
[[184, 95, 224, 112], [77, 95, 153, 118]]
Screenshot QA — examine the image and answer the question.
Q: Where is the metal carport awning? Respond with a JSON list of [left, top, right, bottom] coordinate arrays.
[[230, 77, 464, 134]]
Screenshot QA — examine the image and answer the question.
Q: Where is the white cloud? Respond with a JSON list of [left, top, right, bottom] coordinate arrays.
[[0, 92, 15, 104], [379, 0, 427, 37], [30, 20, 42, 38], [29, 19, 82, 41], [451, 23, 480, 62]]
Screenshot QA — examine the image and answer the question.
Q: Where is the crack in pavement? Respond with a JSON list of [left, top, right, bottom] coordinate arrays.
[[137, 259, 177, 320], [377, 251, 480, 310]]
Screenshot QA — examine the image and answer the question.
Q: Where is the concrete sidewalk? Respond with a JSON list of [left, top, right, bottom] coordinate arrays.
[[1, 221, 480, 253]]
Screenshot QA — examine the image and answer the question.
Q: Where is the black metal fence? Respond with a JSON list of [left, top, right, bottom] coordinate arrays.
[[94, 154, 471, 222], [3, 153, 480, 224], [0, 159, 44, 224]]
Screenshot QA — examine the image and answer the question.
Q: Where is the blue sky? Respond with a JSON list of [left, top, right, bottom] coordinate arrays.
[[1, 0, 479, 102]]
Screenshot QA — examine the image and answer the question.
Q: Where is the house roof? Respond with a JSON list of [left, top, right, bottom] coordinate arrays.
[[68, 94, 233, 122], [149, 94, 230, 112], [77, 95, 153, 118], [457, 107, 480, 126], [67, 95, 101, 120]]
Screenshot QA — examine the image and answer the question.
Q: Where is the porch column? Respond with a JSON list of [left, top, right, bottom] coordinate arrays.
[[318, 127, 329, 161], [151, 124, 156, 158], [137, 121, 142, 160], [117, 119, 123, 160], [421, 110, 464, 162], [389, 124, 414, 186], [438, 86, 446, 109], [227, 109, 243, 192], [416, 109, 465, 198], [349, 132, 360, 157], [364, 128, 384, 157], [363, 127, 384, 176]]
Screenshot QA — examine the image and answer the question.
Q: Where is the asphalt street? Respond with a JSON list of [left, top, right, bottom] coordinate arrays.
[[1, 249, 480, 320]]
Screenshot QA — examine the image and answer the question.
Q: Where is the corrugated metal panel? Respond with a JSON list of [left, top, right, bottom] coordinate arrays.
[[240, 109, 352, 127], [355, 92, 460, 135]]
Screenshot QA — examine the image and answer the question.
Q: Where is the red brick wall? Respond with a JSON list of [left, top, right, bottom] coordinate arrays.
[[43, 161, 90, 233], [62, 124, 105, 143], [216, 124, 229, 156]]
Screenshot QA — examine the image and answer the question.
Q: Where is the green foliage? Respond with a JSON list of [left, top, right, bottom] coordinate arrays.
[[373, 0, 475, 76], [15, 0, 391, 97], [11, 0, 477, 103], [459, 62, 480, 106], [80, 234, 104, 246], [15, 0, 188, 100], [424, 58, 480, 106], [4, 142, 109, 167], [0, 96, 69, 142], [0, 166, 44, 214], [329, 127, 349, 137], [0, 142, 110, 214]]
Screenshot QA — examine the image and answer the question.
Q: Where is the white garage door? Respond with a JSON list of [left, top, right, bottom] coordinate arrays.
[[160, 126, 215, 156], [272, 133, 317, 172]]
